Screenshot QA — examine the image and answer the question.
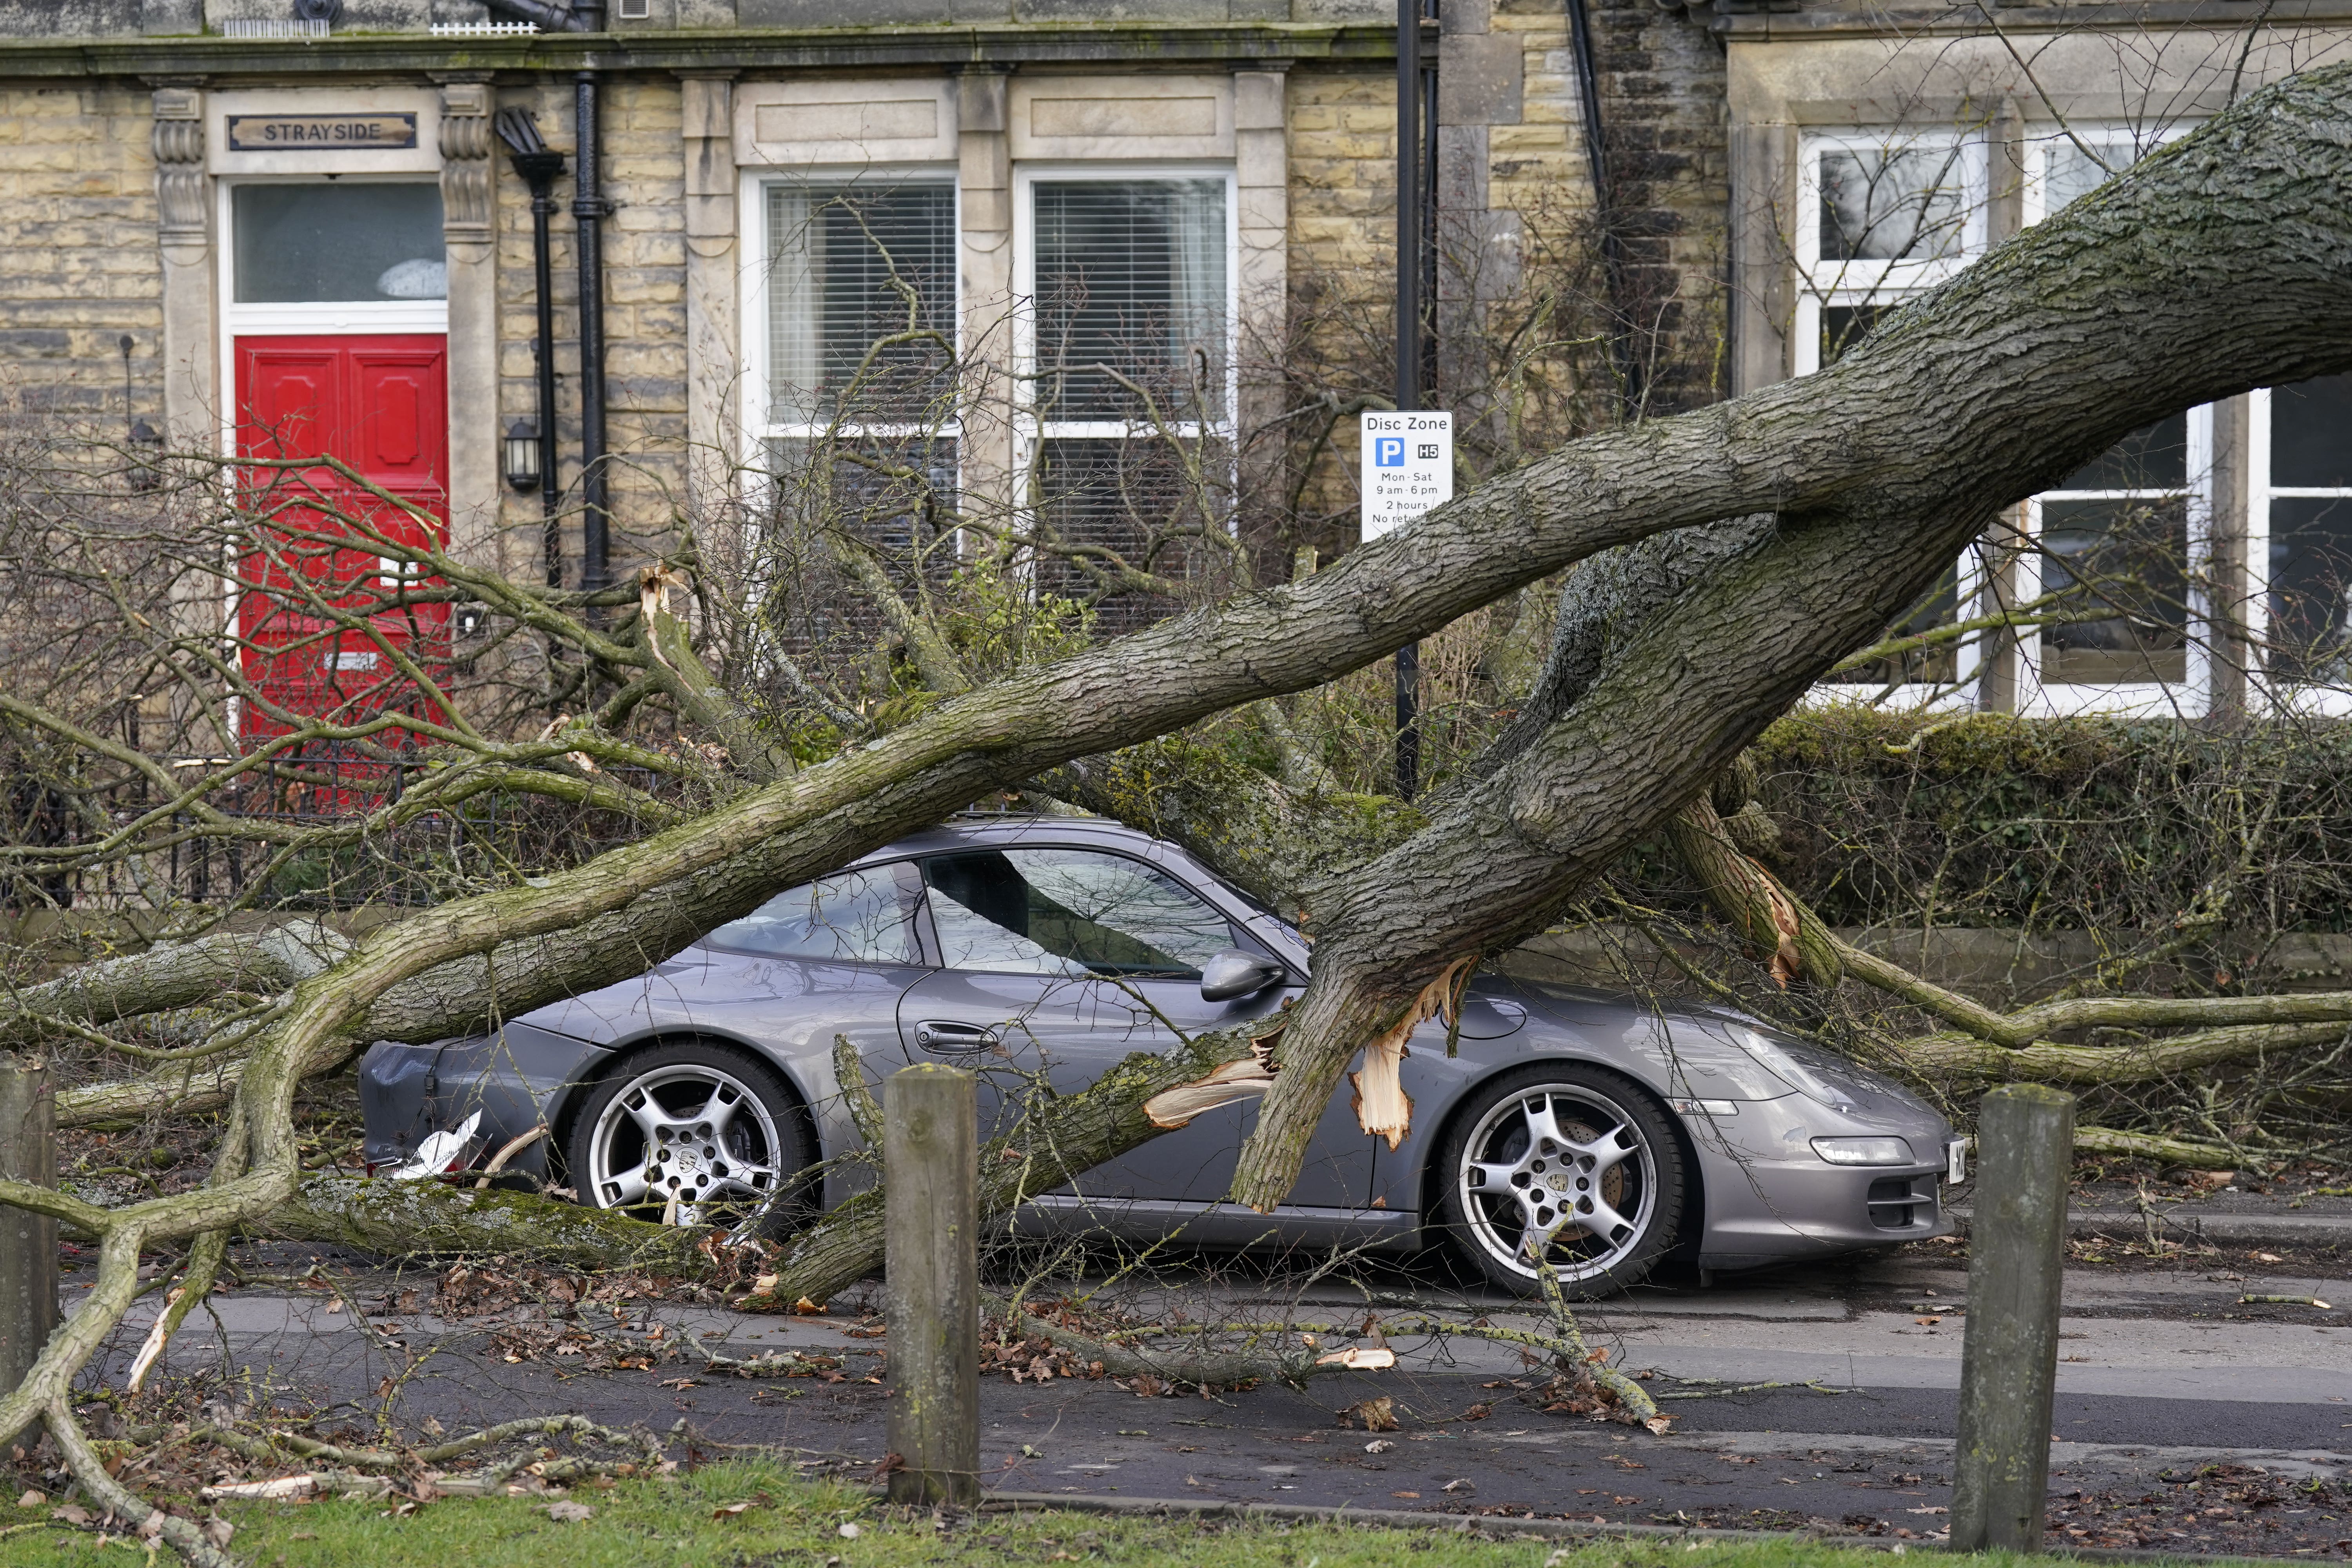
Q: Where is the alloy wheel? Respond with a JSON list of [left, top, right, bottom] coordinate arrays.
[[1456, 1081, 1659, 1287], [583, 1062, 784, 1227]]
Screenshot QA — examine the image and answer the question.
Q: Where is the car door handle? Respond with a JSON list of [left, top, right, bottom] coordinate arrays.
[[914, 1020, 999, 1054]]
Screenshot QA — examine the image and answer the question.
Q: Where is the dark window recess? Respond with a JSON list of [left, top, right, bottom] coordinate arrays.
[[2266, 375, 2352, 681], [2040, 496, 2189, 686], [2059, 411, 2188, 492], [2271, 372, 2352, 489], [1821, 304, 1889, 365], [1032, 436, 1225, 637]]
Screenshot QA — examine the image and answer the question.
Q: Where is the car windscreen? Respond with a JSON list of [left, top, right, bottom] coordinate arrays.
[[703, 865, 922, 963], [922, 848, 1238, 978]]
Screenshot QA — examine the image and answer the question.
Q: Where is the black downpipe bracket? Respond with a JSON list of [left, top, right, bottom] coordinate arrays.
[[493, 108, 568, 588], [572, 60, 610, 596]]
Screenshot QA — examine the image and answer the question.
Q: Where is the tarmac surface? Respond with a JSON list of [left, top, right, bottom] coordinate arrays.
[[60, 1190, 2352, 1559]]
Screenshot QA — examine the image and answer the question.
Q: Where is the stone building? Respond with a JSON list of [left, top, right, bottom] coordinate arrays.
[[0, 0, 2343, 724]]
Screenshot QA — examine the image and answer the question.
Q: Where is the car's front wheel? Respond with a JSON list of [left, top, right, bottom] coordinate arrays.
[[565, 1040, 811, 1235], [1432, 1063, 1685, 1299]]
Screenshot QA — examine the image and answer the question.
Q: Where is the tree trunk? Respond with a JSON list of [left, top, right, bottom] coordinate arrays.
[[1224, 73, 2352, 1208]]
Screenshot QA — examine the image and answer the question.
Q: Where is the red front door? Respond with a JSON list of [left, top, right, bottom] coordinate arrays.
[[234, 334, 450, 772]]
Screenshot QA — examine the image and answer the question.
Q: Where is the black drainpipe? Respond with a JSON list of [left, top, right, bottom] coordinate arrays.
[[1563, 0, 1644, 417], [571, 38, 611, 597], [494, 109, 568, 588]]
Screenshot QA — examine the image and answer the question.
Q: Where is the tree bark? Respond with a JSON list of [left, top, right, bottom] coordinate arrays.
[[1224, 71, 2352, 1209]]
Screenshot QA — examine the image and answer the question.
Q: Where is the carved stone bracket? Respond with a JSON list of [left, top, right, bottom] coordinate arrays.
[[438, 80, 495, 249], [151, 85, 206, 249]]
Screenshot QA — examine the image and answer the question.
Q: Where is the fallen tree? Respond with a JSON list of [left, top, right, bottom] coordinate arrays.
[[0, 66, 2349, 1549]]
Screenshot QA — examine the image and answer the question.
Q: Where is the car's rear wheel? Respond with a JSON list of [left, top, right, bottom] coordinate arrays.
[[566, 1040, 811, 1236], [1432, 1062, 1684, 1299]]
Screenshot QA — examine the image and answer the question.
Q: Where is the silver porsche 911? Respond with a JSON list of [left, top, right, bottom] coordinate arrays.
[[359, 815, 1960, 1297]]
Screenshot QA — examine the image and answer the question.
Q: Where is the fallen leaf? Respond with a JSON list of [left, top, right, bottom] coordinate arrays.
[[1391, 1490, 1421, 1499], [659, 1378, 701, 1391], [1644, 1416, 1674, 1436], [1915, 1316, 1943, 1327], [15, 1490, 41, 1508], [1340, 1395, 1398, 1432], [201, 1517, 234, 1548], [545, 1500, 594, 1523], [2256, 1252, 2285, 1263], [713, 1501, 757, 1520], [795, 1297, 828, 1315], [1364, 1440, 1394, 1454], [51, 1503, 91, 1526]]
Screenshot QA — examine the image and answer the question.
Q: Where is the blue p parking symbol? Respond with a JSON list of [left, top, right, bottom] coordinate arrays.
[[1375, 436, 1405, 467]]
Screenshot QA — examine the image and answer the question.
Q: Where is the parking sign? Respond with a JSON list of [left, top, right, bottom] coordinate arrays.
[[1361, 411, 1452, 540]]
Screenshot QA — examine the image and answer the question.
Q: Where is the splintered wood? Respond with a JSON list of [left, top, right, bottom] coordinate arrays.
[[1143, 1029, 1281, 1129], [1348, 956, 1475, 1149]]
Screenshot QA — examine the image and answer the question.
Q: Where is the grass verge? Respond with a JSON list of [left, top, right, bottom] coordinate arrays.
[[0, 1460, 2281, 1567]]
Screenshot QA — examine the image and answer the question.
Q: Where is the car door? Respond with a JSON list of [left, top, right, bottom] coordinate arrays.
[[892, 844, 1372, 1210]]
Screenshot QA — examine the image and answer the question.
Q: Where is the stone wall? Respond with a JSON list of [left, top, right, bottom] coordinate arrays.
[[0, 82, 163, 428], [1583, 0, 1729, 412], [1286, 67, 1397, 285]]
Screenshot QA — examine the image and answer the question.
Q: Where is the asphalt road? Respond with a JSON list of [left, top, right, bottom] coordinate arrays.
[[62, 1228, 2352, 1557]]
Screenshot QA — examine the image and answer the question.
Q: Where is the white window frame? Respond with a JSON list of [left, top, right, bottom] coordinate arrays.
[[2014, 406, 2215, 719], [1011, 163, 1240, 520], [2013, 124, 2210, 718], [1792, 127, 1987, 379], [1795, 131, 1988, 711], [740, 164, 963, 482], [2249, 385, 2352, 716]]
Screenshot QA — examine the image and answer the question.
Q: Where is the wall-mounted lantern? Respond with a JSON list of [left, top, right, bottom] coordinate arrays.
[[127, 418, 163, 493], [504, 419, 542, 492]]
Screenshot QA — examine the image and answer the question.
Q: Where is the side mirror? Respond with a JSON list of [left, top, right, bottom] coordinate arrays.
[[1200, 949, 1287, 1003]]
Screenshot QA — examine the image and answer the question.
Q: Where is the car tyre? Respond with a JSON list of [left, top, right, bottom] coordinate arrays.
[[565, 1039, 813, 1238], [1432, 1062, 1685, 1300]]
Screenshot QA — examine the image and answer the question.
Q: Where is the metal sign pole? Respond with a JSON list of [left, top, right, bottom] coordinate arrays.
[[1394, 0, 1423, 800]]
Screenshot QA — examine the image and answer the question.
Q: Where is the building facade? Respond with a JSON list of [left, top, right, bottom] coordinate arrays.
[[0, 0, 2343, 722]]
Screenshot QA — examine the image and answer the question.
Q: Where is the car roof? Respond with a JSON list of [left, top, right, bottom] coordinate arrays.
[[844, 813, 1166, 865]]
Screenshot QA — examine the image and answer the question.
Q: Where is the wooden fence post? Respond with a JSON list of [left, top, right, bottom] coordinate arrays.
[[1950, 1082, 2075, 1553], [884, 1063, 978, 1506], [0, 1054, 55, 1450]]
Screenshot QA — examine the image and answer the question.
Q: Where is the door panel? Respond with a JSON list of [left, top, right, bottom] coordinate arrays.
[[893, 844, 1375, 1211], [234, 334, 451, 775]]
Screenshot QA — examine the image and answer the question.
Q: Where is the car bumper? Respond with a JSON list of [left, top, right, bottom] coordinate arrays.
[[1695, 1156, 1953, 1270]]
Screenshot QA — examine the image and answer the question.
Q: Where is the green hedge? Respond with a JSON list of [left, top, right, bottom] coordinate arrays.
[[1746, 709, 2352, 933]]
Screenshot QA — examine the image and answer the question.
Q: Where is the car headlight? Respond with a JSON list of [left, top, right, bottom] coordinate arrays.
[[1811, 1136, 1915, 1166], [1733, 1027, 1857, 1112]]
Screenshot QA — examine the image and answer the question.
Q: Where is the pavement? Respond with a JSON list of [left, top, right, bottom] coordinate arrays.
[[1957, 1180, 2352, 1254], [58, 1202, 2352, 1559]]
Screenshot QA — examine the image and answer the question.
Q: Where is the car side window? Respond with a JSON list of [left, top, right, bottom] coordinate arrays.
[[922, 848, 1238, 979], [704, 864, 922, 964]]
